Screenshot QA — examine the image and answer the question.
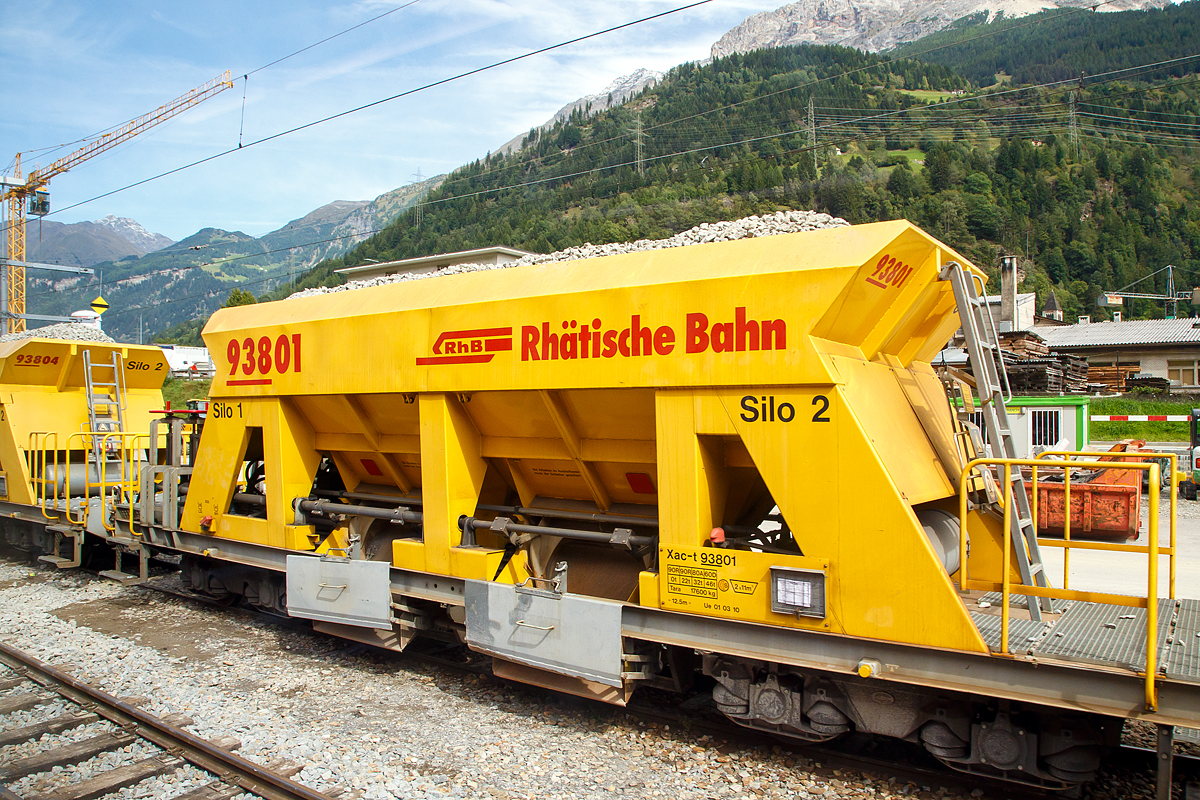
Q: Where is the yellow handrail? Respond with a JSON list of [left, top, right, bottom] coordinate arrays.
[[89, 431, 149, 532], [1035, 450, 1178, 599], [61, 433, 87, 526], [959, 456, 1169, 711], [27, 432, 60, 521]]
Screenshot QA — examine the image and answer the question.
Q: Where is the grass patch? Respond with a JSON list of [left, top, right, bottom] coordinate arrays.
[[161, 376, 212, 409], [1089, 395, 1200, 442], [888, 148, 926, 167], [898, 89, 954, 103]]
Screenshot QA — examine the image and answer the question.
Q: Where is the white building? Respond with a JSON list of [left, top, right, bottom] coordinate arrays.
[[158, 344, 215, 378], [1038, 318, 1200, 389]]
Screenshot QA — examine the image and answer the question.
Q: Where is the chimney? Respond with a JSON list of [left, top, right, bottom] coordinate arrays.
[[1000, 255, 1019, 331]]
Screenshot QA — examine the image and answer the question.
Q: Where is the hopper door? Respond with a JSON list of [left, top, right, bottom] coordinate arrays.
[[286, 554, 393, 629], [464, 577, 624, 687]]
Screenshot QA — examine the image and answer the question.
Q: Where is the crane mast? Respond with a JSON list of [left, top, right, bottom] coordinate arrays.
[[2, 71, 234, 333]]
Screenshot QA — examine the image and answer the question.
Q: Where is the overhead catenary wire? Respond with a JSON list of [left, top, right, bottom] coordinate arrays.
[[9, 1, 425, 175], [46, 0, 715, 220], [19, 0, 1160, 230], [244, 0, 423, 78]]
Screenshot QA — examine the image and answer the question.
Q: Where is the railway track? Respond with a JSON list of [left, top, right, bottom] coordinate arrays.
[[0, 639, 338, 800]]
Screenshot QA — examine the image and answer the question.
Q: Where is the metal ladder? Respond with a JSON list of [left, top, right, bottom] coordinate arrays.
[[941, 261, 1052, 620], [83, 350, 126, 467]]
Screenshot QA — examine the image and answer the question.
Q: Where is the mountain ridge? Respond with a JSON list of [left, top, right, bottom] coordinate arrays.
[[497, 68, 664, 155], [710, 0, 1173, 56], [26, 216, 174, 268], [29, 176, 444, 341]]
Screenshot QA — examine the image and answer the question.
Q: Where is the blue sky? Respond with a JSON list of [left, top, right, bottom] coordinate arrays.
[[0, 1, 779, 242]]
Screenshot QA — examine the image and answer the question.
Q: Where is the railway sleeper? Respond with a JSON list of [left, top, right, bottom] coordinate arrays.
[[704, 655, 1116, 791]]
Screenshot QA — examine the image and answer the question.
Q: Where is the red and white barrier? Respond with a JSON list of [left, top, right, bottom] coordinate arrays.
[[1090, 415, 1194, 421]]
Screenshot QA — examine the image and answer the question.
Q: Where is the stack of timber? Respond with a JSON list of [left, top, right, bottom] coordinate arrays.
[[1085, 365, 1142, 393], [960, 331, 1089, 394], [1124, 374, 1172, 393]]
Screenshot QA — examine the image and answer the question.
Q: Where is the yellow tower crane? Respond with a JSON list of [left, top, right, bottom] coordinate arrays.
[[1, 71, 234, 333]]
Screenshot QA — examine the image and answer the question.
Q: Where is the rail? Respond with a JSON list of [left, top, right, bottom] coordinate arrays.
[[958, 456, 1172, 712], [0, 639, 335, 800]]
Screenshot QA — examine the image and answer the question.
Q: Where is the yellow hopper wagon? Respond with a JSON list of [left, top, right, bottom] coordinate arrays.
[[0, 337, 170, 579], [31, 220, 1200, 792]]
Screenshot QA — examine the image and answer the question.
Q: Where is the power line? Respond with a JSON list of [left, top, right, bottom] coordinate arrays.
[[10, 1, 425, 175], [46, 0, 715, 219], [82, 62, 1200, 296], [34, 0, 1114, 222], [245, 0, 422, 77]]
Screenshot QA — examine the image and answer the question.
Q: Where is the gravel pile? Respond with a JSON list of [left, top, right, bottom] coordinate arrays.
[[0, 322, 115, 344], [292, 210, 849, 298]]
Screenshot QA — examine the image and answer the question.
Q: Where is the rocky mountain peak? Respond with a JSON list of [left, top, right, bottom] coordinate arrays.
[[711, 0, 1172, 56], [498, 68, 663, 154], [94, 214, 174, 252]]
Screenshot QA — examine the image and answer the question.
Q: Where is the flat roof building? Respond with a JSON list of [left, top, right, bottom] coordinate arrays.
[[1039, 317, 1200, 389]]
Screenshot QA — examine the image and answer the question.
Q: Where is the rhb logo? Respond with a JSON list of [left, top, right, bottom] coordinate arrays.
[[415, 327, 513, 365]]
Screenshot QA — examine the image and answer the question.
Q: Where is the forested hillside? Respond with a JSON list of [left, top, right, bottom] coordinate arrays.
[[32, 177, 442, 342], [891, 4, 1200, 86], [175, 2, 1200, 341]]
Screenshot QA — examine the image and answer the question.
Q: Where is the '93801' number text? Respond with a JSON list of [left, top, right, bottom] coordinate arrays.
[[227, 334, 302, 377]]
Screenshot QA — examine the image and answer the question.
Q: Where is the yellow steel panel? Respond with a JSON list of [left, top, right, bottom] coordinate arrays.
[[183, 404, 253, 539], [653, 388, 984, 650], [417, 393, 488, 574], [458, 391, 560, 440], [829, 355, 955, 505], [638, 570, 660, 607], [0, 340, 167, 506], [656, 391, 726, 552], [0, 340, 169, 389], [893, 360, 965, 491], [182, 398, 320, 549], [829, 388, 985, 651], [560, 389, 657, 441], [713, 388, 841, 552], [184, 221, 995, 653]]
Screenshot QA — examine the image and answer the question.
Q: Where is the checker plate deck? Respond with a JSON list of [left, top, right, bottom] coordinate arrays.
[[1165, 599, 1200, 682], [970, 612, 1050, 653], [977, 592, 1071, 613], [1031, 599, 1174, 670]]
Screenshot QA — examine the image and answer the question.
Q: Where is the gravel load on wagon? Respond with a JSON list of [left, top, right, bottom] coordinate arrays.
[[0, 322, 116, 344], [291, 209, 849, 299]]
